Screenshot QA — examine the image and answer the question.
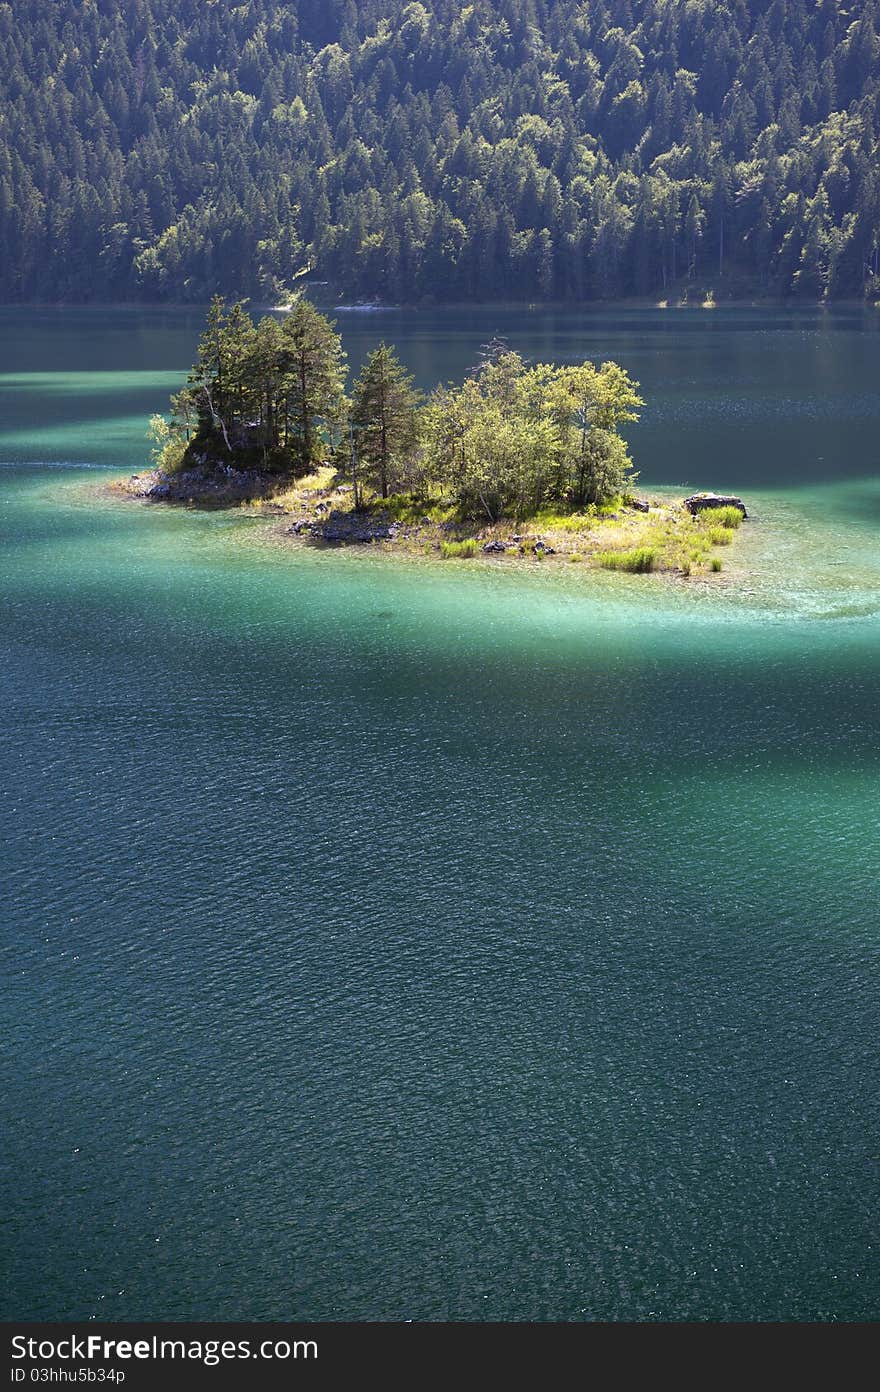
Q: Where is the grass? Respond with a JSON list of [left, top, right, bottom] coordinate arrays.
[[439, 538, 478, 559], [369, 492, 459, 524], [531, 497, 623, 530], [598, 546, 657, 573], [224, 475, 746, 579], [698, 504, 743, 529]]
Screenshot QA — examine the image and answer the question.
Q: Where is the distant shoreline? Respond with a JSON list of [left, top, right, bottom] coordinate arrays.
[[2, 298, 877, 313]]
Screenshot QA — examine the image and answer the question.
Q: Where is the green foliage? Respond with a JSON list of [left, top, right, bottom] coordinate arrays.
[[147, 414, 187, 475], [351, 345, 421, 498], [2, 3, 879, 303], [421, 349, 639, 519], [175, 297, 346, 474], [710, 557, 723, 572], [281, 300, 349, 471], [375, 493, 456, 523], [598, 547, 657, 573], [171, 304, 640, 521], [439, 539, 478, 558], [706, 525, 735, 545]]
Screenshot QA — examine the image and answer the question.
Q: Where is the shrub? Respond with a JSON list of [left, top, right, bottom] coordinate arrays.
[[147, 414, 188, 475], [710, 556, 722, 572], [599, 546, 656, 573], [707, 525, 735, 545], [440, 538, 478, 558]]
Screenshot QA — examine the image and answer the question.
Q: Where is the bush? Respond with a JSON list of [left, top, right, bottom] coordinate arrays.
[[599, 546, 656, 573], [440, 538, 478, 558], [706, 525, 735, 545], [710, 556, 722, 572]]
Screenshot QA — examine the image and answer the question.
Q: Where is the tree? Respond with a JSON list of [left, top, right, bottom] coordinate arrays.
[[539, 360, 643, 507], [4, 1, 879, 305], [164, 302, 644, 522], [350, 344, 421, 498], [185, 296, 257, 451], [279, 301, 347, 472], [421, 350, 641, 521]]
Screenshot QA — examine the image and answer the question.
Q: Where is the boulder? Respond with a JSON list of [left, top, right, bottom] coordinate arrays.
[[684, 492, 748, 518], [630, 498, 650, 513], [482, 540, 507, 553]]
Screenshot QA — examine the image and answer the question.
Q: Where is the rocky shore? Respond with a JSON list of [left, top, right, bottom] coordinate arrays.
[[110, 468, 748, 577], [117, 464, 280, 504]]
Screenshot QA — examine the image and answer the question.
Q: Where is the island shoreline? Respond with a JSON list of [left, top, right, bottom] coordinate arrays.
[[108, 468, 748, 580]]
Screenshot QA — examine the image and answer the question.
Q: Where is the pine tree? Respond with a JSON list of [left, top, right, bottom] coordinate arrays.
[[275, 301, 347, 472], [350, 344, 420, 498]]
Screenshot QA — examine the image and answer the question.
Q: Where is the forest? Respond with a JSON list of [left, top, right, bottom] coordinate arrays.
[[1, 1, 879, 303], [157, 296, 643, 520]]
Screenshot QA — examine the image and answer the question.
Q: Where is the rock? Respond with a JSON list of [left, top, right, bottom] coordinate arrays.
[[684, 492, 748, 518], [630, 498, 650, 512], [482, 540, 507, 553]]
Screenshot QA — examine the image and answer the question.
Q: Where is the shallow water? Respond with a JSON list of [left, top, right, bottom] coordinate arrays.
[[1, 307, 879, 1321]]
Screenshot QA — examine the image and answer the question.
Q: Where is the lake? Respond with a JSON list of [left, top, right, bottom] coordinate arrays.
[[1, 306, 879, 1321]]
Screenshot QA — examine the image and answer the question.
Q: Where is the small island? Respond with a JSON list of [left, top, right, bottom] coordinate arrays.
[[117, 298, 748, 577]]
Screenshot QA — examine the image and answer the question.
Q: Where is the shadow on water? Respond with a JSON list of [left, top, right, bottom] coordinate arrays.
[[3, 310, 880, 1322]]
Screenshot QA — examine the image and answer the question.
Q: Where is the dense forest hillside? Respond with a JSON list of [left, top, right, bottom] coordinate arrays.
[[1, 0, 879, 303]]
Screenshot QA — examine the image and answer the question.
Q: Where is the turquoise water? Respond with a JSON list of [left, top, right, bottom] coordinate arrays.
[[1, 308, 879, 1321]]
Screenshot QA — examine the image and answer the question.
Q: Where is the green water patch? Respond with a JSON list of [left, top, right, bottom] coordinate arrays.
[[3, 313, 880, 1321], [4, 472, 880, 725], [0, 369, 188, 468], [0, 370, 187, 395]]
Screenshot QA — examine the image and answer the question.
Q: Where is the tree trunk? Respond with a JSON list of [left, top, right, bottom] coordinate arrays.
[[299, 354, 310, 469], [380, 390, 388, 498]]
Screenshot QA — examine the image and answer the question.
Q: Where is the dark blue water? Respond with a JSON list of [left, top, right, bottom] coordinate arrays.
[[2, 308, 879, 1320]]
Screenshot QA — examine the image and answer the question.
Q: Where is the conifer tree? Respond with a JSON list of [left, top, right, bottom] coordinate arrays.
[[9, 1, 876, 305], [350, 344, 421, 498], [280, 301, 348, 472]]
